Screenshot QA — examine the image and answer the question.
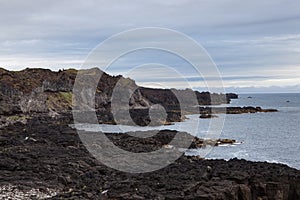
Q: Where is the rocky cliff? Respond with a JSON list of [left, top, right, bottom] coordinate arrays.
[[0, 67, 235, 124]]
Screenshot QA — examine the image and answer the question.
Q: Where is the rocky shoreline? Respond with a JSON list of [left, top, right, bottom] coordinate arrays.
[[1, 115, 300, 199], [199, 106, 278, 115], [1, 67, 296, 199], [0, 68, 279, 127]]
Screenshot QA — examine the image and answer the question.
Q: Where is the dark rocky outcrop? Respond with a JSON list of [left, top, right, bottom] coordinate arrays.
[[200, 114, 219, 119], [199, 106, 278, 115], [0, 115, 299, 199], [226, 93, 239, 99], [0, 68, 237, 125]]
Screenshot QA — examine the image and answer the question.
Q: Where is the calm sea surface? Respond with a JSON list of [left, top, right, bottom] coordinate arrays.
[[204, 93, 300, 169], [76, 93, 300, 169]]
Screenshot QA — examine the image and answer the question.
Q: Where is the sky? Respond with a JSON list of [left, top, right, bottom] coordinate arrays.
[[0, 0, 299, 93]]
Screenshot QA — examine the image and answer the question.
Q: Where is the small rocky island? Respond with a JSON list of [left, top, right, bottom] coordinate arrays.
[[1, 68, 298, 199]]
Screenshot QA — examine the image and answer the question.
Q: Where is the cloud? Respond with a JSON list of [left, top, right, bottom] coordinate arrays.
[[0, 0, 300, 92], [224, 85, 300, 94]]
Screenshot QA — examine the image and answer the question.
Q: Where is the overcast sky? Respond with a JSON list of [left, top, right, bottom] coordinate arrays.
[[0, 0, 299, 93]]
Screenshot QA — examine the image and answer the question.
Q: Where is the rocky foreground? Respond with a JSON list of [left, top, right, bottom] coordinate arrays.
[[1, 115, 300, 199]]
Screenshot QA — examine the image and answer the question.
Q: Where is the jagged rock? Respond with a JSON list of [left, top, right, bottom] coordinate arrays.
[[199, 114, 218, 118], [0, 67, 238, 125], [226, 93, 239, 99], [199, 106, 278, 115], [0, 115, 299, 199]]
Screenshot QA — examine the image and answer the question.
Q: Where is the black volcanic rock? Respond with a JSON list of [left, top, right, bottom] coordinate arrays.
[[226, 93, 239, 99], [200, 113, 218, 118], [0, 115, 299, 199], [199, 106, 278, 115]]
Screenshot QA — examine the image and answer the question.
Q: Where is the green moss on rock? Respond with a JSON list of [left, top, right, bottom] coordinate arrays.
[[59, 92, 73, 104]]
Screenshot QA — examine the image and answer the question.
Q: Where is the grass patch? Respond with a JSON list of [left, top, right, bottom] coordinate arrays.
[[59, 92, 73, 104], [7, 115, 31, 121]]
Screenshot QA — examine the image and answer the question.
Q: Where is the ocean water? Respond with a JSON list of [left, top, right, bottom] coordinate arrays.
[[204, 93, 300, 169], [75, 93, 300, 169]]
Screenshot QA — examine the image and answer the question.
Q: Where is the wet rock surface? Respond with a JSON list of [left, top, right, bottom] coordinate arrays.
[[200, 114, 218, 119], [0, 115, 299, 199]]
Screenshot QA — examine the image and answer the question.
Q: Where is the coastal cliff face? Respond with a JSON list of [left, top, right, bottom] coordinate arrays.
[[0, 68, 149, 119], [0, 68, 233, 124], [0, 68, 76, 114]]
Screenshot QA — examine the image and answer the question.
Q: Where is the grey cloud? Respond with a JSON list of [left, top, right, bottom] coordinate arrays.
[[0, 0, 300, 92]]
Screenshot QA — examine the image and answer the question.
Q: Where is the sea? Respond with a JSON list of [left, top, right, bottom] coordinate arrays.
[[75, 93, 300, 170], [204, 93, 300, 170]]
